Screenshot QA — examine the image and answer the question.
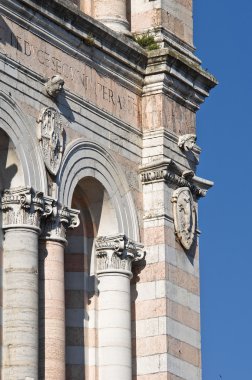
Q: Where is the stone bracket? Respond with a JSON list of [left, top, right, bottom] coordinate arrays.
[[139, 159, 213, 198]]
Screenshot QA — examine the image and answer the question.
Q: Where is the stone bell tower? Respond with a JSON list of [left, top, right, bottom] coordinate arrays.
[[0, 0, 216, 379]]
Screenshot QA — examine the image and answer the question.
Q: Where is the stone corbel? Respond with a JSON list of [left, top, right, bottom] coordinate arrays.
[[95, 234, 144, 277], [40, 197, 80, 243], [44, 75, 64, 98], [178, 134, 197, 151], [139, 159, 213, 198], [0, 187, 44, 230]]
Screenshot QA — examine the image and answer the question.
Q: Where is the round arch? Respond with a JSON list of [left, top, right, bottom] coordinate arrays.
[[58, 139, 140, 241], [0, 91, 47, 193]]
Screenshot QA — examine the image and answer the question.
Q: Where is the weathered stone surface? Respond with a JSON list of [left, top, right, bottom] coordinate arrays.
[[0, 0, 216, 379]]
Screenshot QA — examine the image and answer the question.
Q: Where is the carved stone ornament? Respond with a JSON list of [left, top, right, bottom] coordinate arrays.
[[40, 197, 80, 243], [178, 134, 197, 151], [0, 187, 44, 230], [172, 187, 196, 250], [95, 234, 144, 277], [45, 75, 65, 98], [37, 107, 64, 176], [140, 159, 210, 198]]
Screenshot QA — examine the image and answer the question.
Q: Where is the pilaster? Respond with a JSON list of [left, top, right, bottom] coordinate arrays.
[[133, 155, 212, 378]]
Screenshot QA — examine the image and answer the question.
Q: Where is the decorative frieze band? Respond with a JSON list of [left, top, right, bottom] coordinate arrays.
[[139, 159, 212, 198], [0, 187, 44, 230], [40, 197, 80, 243], [95, 234, 144, 277]]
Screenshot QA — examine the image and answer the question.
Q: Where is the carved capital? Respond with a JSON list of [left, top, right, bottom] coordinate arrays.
[[40, 198, 80, 243], [95, 234, 144, 277], [0, 187, 44, 230]]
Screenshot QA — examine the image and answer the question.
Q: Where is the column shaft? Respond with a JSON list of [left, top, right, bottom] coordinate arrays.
[[39, 240, 65, 380], [95, 0, 129, 33], [98, 273, 132, 380], [38, 201, 79, 379], [2, 227, 39, 379], [96, 234, 144, 380]]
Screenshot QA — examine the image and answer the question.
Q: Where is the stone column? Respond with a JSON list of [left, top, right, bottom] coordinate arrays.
[[39, 199, 79, 380], [1, 187, 44, 380], [96, 234, 144, 380], [95, 0, 129, 33]]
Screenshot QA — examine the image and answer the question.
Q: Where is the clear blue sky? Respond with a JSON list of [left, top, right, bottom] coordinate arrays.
[[194, 1, 252, 379]]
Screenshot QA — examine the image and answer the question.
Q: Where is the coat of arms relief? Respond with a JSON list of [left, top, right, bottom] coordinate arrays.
[[37, 107, 64, 176], [172, 187, 196, 250]]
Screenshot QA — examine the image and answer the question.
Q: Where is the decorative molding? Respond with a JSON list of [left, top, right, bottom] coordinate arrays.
[[95, 234, 144, 277], [0, 90, 47, 193], [154, 27, 201, 64], [58, 139, 141, 242], [0, 187, 44, 230], [178, 134, 197, 151], [171, 187, 196, 250], [144, 48, 217, 111], [40, 197, 80, 243], [45, 75, 64, 98], [139, 159, 209, 198], [37, 107, 64, 176]]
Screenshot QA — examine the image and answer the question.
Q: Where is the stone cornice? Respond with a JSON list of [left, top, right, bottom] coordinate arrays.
[[139, 159, 213, 198], [95, 234, 144, 277], [143, 48, 217, 111], [0, 187, 44, 230], [154, 27, 201, 64], [40, 197, 80, 243]]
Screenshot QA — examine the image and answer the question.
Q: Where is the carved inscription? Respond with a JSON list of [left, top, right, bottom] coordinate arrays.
[[0, 16, 139, 126]]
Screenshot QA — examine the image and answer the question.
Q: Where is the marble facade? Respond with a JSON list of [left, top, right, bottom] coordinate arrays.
[[0, 0, 217, 379]]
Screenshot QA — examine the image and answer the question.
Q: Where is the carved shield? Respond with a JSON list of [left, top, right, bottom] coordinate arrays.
[[172, 187, 196, 250], [37, 107, 64, 176]]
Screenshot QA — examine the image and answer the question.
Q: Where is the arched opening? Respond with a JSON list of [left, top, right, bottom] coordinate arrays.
[[65, 176, 118, 380], [0, 128, 24, 191]]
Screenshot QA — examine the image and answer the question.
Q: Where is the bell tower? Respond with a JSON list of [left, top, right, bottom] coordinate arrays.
[[0, 0, 216, 379]]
